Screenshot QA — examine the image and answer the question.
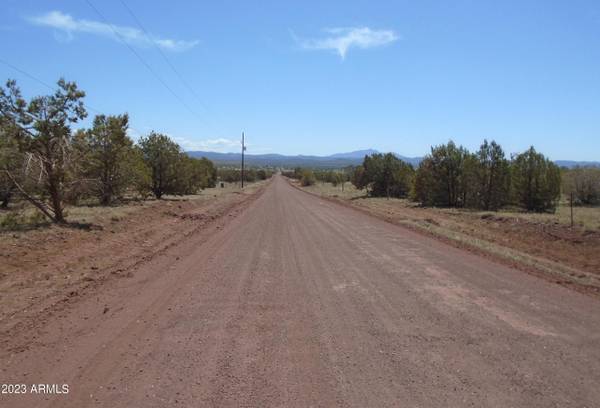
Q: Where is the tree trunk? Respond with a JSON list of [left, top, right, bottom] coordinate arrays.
[[0, 187, 12, 208], [4, 170, 57, 222], [101, 163, 113, 206], [46, 167, 66, 223], [49, 184, 66, 223], [100, 191, 111, 206]]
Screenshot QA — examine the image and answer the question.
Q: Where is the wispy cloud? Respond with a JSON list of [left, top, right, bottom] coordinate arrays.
[[172, 136, 242, 153], [27, 11, 198, 52], [294, 27, 398, 59], [126, 127, 142, 141]]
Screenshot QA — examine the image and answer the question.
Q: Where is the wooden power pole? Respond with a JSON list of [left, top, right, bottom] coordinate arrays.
[[241, 132, 245, 188], [570, 191, 574, 228]]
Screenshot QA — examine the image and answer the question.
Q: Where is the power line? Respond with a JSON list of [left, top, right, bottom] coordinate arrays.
[[116, 0, 229, 139], [118, 0, 209, 113], [0, 57, 146, 136], [0, 57, 103, 115], [84, 0, 200, 120]]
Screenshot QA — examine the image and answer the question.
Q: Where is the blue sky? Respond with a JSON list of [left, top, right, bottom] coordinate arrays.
[[1, 0, 599, 160]]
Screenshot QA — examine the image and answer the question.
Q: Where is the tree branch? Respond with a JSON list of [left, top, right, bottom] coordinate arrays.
[[3, 169, 57, 223]]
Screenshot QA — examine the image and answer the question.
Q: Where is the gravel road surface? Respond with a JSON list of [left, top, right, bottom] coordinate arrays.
[[2, 175, 600, 407]]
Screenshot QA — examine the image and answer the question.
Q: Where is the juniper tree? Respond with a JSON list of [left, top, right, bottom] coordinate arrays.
[[0, 78, 86, 222], [511, 147, 561, 212], [474, 140, 510, 210], [138, 132, 182, 199]]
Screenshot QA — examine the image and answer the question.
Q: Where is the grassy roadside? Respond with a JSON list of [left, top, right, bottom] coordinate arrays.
[[0, 182, 263, 232], [295, 180, 600, 297]]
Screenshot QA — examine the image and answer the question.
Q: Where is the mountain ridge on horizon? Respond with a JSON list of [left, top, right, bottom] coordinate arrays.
[[187, 149, 599, 169], [187, 149, 422, 168]]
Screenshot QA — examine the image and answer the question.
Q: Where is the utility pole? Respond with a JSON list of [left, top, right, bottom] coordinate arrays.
[[570, 191, 574, 228], [241, 131, 245, 188]]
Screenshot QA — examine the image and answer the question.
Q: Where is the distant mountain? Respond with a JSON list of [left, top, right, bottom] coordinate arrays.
[[329, 149, 379, 159], [187, 149, 422, 168], [187, 149, 595, 169], [187, 151, 363, 168], [393, 154, 422, 167], [555, 160, 600, 168]]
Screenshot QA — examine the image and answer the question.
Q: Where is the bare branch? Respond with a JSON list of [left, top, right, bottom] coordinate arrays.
[[3, 169, 57, 222]]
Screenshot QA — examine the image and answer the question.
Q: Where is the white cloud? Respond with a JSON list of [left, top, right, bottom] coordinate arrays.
[[172, 136, 242, 153], [126, 127, 142, 141], [295, 27, 398, 59], [27, 11, 198, 52]]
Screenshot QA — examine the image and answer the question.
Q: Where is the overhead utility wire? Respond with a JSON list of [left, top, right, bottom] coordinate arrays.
[[0, 57, 146, 136], [84, 0, 200, 120], [117, 0, 229, 139], [118, 0, 211, 114], [0, 57, 103, 115]]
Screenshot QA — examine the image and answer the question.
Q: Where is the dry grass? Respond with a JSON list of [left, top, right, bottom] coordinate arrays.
[[0, 181, 267, 231], [303, 181, 364, 200], [303, 182, 600, 230], [507, 202, 600, 230]]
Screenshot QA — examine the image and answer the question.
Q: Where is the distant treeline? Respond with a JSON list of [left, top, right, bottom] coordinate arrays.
[[563, 166, 600, 205], [286, 140, 600, 213], [217, 168, 274, 183], [0, 78, 220, 223], [282, 168, 350, 187]]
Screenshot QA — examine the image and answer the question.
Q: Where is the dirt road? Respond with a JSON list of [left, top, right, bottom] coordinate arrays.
[[2, 175, 600, 407]]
